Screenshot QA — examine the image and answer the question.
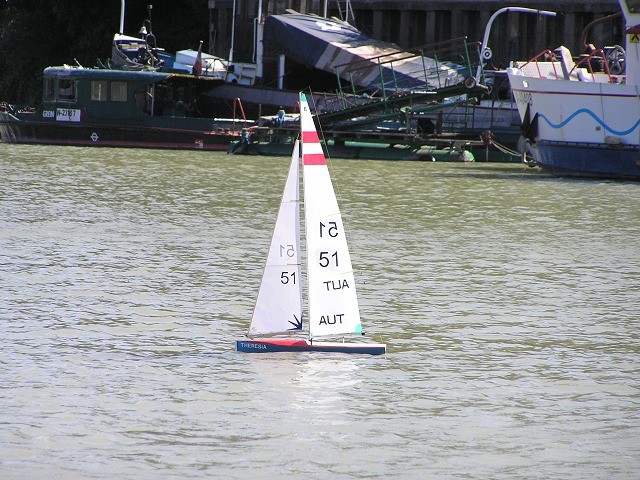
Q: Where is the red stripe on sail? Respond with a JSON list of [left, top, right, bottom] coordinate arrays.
[[302, 131, 320, 143], [303, 153, 326, 165], [193, 41, 203, 76]]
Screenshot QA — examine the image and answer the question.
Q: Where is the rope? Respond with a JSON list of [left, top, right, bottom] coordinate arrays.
[[491, 139, 521, 157]]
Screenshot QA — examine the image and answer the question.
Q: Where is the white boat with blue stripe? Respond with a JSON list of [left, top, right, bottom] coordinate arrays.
[[507, 0, 640, 180]]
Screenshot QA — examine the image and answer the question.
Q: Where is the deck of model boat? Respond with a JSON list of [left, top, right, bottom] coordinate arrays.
[[236, 338, 386, 355]]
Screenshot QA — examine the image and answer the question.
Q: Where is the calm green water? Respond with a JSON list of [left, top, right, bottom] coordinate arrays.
[[1, 144, 639, 479]]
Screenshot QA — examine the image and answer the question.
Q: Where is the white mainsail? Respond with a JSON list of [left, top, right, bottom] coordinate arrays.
[[248, 140, 303, 335], [300, 93, 362, 338]]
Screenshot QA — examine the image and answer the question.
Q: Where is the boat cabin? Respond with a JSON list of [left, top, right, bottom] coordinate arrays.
[[41, 66, 227, 127]]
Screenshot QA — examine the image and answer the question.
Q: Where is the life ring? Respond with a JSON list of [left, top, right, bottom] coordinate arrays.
[[464, 77, 477, 89]]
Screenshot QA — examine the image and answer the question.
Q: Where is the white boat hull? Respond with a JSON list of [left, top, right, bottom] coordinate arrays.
[[508, 74, 640, 146], [507, 71, 640, 179]]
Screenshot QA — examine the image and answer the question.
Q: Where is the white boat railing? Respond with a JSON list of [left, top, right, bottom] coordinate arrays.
[[513, 47, 626, 85]]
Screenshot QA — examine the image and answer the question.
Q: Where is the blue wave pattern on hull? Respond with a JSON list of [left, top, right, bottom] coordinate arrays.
[[539, 109, 640, 136]]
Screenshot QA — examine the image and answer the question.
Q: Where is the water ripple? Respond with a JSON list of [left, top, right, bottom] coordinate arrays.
[[1, 145, 639, 479]]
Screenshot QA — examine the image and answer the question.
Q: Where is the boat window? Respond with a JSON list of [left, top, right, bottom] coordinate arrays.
[[91, 81, 108, 101], [57, 79, 76, 100], [111, 81, 128, 102], [44, 78, 55, 101], [134, 86, 147, 112]]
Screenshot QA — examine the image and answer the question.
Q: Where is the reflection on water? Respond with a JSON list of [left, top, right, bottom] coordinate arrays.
[[1, 144, 639, 479]]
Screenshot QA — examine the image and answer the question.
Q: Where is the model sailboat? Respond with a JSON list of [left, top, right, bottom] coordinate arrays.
[[236, 93, 386, 355]]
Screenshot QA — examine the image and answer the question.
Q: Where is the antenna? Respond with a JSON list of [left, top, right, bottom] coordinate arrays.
[[119, 0, 125, 34]]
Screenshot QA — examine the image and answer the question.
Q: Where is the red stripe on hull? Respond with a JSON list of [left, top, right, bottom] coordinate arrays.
[[0, 138, 230, 151], [0, 120, 238, 151]]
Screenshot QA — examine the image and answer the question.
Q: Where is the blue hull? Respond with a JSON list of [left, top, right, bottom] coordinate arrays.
[[528, 141, 640, 180], [236, 338, 386, 355]]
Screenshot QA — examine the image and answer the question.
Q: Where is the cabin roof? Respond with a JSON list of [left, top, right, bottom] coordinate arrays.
[[42, 66, 224, 84]]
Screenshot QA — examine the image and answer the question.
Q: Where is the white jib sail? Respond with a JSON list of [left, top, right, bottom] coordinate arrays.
[[249, 140, 303, 335], [300, 93, 362, 338]]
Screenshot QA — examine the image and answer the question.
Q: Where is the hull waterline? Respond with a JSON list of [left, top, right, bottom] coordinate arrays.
[[525, 140, 640, 180], [0, 116, 237, 151], [236, 338, 386, 355]]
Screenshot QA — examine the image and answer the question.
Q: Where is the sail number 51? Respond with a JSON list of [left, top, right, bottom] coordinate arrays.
[[280, 271, 296, 284], [279, 244, 296, 258], [320, 221, 339, 237], [319, 251, 338, 267]]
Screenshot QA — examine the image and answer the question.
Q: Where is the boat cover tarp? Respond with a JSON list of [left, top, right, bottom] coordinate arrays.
[[264, 13, 466, 92]]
